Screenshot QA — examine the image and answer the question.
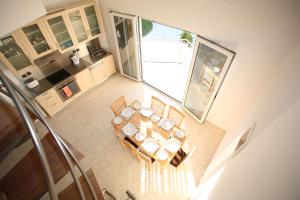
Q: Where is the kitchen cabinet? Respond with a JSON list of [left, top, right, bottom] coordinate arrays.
[[43, 12, 76, 53], [82, 3, 102, 39], [66, 8, 89, 44], [0, 32, 33, 74], [89, 55, 116, 84], [103, 55, 116, 77], [66, 3, 102, 44], [75, 68, 93, 92], [35, 88, 64, 116], [18, 19, 56, 59], [89, 60, 106, 84]]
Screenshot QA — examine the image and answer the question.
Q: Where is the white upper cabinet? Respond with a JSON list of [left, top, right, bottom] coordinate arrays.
[[18, 19, 56, 59], [43, 12, 76, 53], [65, 8, 90, 44], [0, 32, 33, 74], [82, 3, 102, 39], [66, 3, 103, 44]]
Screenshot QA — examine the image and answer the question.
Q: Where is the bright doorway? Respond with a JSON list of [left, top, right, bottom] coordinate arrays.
[[140, 19, 196, 102], [110, 12, 235, 123]]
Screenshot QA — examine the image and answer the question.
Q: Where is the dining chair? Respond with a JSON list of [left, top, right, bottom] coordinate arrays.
[[136, 150, 152, 165], [170, 146, 197, 168], [124, 140, 139, 160], [170, 148, 187, 168], [168, 105, 185, 127], [111, 96, 127, 116], [151, 96, 167, 117]]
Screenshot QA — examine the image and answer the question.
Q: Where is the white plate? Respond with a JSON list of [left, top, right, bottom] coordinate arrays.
[[176, 129, 186, 138], [151, 114, 161, 123], [135, 132, 145, 142], [122, 123, 137, 136], [114, 116, 122, 125], [133, 101, 141, 110], [158, 119, 174, 131], [157, 150, 168, 161], [140, 108, 154, 117], [121, 107, 134, 119], [141, 138, 160, 154], [165, 138, 181, 154]]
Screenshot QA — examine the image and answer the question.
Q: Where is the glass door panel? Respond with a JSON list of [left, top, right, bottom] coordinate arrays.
[[184, 37, 234, 122], [111, 13, 140, 80], [0, 35, 31, 71], [47, 16, 74, 50], [84, 5, 100, 37], [68, 10, 88, 43], [22, 24, 51, 55]]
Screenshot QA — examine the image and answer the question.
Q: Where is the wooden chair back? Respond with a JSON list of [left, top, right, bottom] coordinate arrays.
[[168, 105, 185, 127], [136, 150, 152, 164], [111, 96, 127, 116], [151, 96, 167, 117]]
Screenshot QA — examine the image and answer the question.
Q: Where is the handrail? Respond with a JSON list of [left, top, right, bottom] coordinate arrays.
[[0, 70, 58, 200], [0, 68, 98, 199]]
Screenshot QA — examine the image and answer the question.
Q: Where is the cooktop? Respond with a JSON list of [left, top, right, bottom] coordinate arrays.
[[46, 69, 71, 85]]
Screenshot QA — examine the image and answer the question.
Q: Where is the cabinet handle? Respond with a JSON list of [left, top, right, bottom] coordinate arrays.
[[50, 102, 57, 107], [45, 96, 52, 100], [41, 92, 49, 96]]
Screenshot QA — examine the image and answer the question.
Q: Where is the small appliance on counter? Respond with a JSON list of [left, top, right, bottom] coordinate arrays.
[[70, 49, 80, 65], [24, 78, 39, 89]]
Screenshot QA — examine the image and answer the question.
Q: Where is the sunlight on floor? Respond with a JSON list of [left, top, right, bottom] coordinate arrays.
[[140, 161, 196, 197]]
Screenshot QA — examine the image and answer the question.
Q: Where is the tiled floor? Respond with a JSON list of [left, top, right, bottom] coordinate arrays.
[[46, 74, 224, 199], [1, 74, 224, 200]]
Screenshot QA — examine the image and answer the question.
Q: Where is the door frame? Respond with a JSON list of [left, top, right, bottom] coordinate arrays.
[[182, 36, 235, 123], [110, 11, 142, 81]]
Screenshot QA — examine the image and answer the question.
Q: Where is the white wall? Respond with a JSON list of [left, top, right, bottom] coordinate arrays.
[[96, 0, 300, 132], [0, 0, 46, 36], [201, 39, 300, 199]]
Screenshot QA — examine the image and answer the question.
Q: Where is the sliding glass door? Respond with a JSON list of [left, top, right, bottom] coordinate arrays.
[[110, 12, 141, 80], [183, 37, 235, 122]]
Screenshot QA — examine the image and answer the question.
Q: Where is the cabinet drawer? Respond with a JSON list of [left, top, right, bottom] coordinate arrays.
[[35, 89, 64, 116], [45, 101, 64, 116], [36, 89, 60, 105]]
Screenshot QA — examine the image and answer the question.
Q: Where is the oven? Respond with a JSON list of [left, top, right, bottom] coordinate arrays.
[[55, 77, 80, 102]]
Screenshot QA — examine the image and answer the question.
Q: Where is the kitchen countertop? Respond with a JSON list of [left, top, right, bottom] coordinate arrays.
[[27, 50, 112, 97]]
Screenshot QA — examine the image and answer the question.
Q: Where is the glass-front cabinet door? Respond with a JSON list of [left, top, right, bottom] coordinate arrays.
[[19, 19, 55, 59], [83, 4, 101, 38], [44, 13, 75, 52], [0, 33, 32, 73], [66, 9, 89, 43]]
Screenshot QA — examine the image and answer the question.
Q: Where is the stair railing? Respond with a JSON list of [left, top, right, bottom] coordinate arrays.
[[0, 68, 98, 200]]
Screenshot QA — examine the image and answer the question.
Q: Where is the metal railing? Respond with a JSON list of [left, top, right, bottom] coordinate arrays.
[[0, 68, 98, 200]]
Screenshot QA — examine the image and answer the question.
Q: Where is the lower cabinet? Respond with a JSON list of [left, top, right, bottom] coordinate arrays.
[[103, 55, 116, 77], [90, 54, 116, 84], [75, 68, 93, 92], [90, 60, 107, 84], [35, 89, 64, 116], [35, 55, 116, 117]]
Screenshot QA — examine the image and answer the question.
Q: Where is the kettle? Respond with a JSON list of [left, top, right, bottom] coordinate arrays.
[[70, 49, 80, 65]]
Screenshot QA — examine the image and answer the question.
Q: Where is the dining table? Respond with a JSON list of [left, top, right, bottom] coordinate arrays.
[[111, 100, 189, 164]]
